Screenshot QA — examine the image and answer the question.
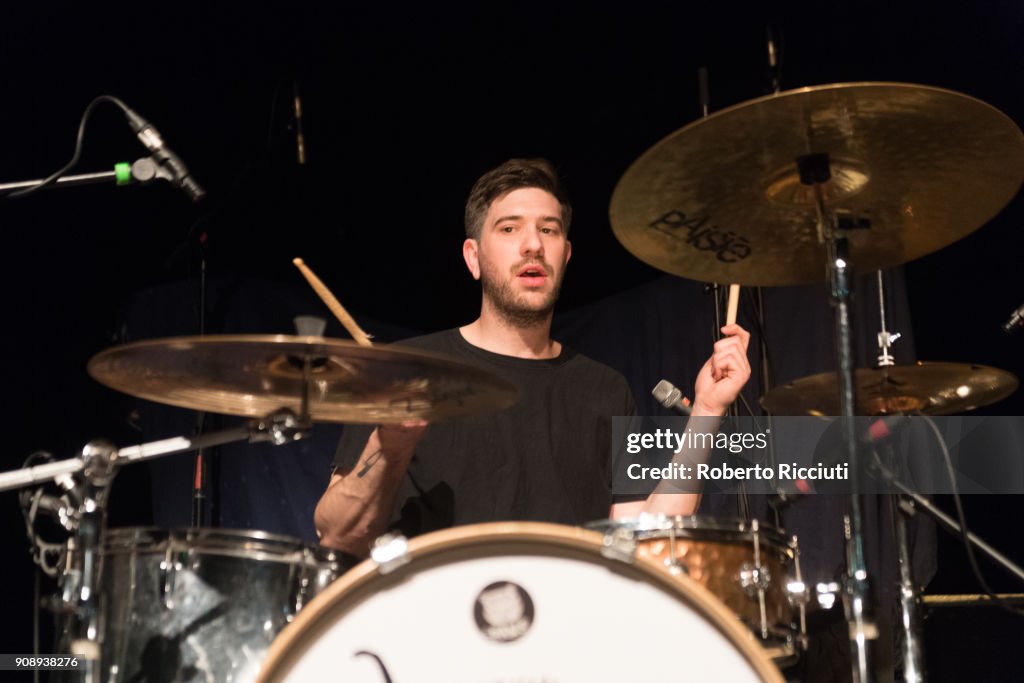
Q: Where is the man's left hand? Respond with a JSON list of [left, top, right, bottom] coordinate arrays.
[[692, 324, 751, 416]]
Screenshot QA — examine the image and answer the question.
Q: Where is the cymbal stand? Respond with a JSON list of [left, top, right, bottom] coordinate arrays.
[[3, 409, 309, 681], [876, 270, 901, 368], [799, 151, 875, 682], [869, 443, 1024, 580], [58, 440, 117, 683], [697, 65, 751, 521], [893, 492, 926, 682], [874, 270, 923, 680]]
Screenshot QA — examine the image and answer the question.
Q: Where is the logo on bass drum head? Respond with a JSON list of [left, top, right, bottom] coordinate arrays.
[[473, 581, 535, 643]]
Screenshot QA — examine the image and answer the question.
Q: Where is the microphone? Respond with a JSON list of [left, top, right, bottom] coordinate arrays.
[[652, 379, 692, 416], [122, 106, 206, 201], [1002, 302, 1024, 334]]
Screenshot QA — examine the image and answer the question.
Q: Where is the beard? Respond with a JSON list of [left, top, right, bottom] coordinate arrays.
[[479, 256, 566, 328]]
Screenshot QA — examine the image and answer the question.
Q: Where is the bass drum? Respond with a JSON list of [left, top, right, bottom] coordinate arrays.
[[68, 527, 340, 683], [257, 522, 783, 683]]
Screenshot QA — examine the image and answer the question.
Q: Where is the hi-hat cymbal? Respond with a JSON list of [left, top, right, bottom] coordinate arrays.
[[760, 362, 1019, 416], [610, 82, 1024, 286], [88, 335, 519, 423]]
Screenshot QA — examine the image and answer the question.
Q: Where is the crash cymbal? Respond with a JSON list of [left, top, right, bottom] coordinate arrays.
[[88, 335, 519, 423], [760, 362, 1019, 416], [610, 82, 1024, 285]]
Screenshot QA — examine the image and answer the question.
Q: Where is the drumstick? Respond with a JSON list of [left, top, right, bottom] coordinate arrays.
[[292, 258, 374, 347], [726, 283, 740, 326]]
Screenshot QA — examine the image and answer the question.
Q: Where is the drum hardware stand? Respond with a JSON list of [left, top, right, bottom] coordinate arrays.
[[760, 25, 781, 506], [695, 66, 750, 523], [893, 494, 926, 683], [191, 223, 211, 529], [875, 270, 901, 368], [867, 443, 1024, 682], [704, 282, 751, 521], [867, 454, 1024, 585], [873, 271, 924, 681], [54, 440, 119, 683], [753, 286, 780, 506], [3, 409, 310, 680], [921, 593, 1024, 607], [895, 488, 1024, 581], [799, 151, 875, 683]]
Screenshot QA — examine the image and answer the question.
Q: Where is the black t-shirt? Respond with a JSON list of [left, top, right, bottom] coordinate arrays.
[[332, 329, 636, 538]]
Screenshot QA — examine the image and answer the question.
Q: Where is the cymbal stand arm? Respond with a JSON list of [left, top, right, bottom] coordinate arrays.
[[0, 411, 310, 495], [871, 454, 1024, 585]]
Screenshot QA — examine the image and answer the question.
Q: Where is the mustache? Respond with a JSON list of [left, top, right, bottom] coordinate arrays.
[[512, 259, 552, 275]]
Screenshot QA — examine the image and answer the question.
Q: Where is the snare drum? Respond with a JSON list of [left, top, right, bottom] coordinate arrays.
[[82, 527, 339, 683], [587, 516, 807, 663], [257, 522, 783, 682]]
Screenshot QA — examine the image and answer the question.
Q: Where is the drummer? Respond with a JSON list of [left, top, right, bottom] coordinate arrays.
[[314, 158, 751, 556]]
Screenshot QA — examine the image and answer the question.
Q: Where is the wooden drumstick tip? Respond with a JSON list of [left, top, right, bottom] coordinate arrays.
[[292, 256, 374, 348], [726, 283, 740, 326]]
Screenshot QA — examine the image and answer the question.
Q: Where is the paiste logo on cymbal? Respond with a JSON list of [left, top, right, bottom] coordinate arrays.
[[648, 210, 753, 264]]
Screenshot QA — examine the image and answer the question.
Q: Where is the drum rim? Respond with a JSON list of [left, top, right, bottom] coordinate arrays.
[[102, 526, 339, 565], [256, 521, 784, 683]]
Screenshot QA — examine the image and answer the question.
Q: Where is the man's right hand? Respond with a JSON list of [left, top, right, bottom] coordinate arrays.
[[315, 419, 429, 554], [376, 419, 429, 454]]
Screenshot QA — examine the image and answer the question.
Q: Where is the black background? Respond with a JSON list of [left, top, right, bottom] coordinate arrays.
[[1, 2, 1022, 679]]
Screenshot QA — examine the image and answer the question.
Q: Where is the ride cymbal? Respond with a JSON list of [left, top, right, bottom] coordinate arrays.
[[610, 82, 1024, 285]]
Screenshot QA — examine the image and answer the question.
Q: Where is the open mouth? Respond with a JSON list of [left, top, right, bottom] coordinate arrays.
[[517, 264, 548, 285]]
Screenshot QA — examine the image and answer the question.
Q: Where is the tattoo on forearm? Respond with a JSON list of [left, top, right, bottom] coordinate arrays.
[[356, 449, 384, 478]]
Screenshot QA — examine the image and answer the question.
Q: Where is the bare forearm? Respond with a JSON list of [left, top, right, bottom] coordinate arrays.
[[642, 411, 724, 516], [314, 429, 415, 556]]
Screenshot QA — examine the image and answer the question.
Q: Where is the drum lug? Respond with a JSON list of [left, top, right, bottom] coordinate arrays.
[[739, 563, 772, 597], [815, 581, 842, 610], [599, 528, 637, 564], [289, 552, 314, 618], [786, 580, 810, 606], [371, 533, 410, 575], [159, 545, 178, 610]]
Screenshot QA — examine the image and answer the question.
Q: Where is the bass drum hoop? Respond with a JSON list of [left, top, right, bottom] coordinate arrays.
[[256, 521, 784, 683]]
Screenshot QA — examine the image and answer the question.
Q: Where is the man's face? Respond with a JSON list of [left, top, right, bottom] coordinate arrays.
[[463, 187, 572, 326]]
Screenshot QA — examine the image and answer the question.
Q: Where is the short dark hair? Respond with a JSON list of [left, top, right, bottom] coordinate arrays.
[[464, 158, 572, 239]]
